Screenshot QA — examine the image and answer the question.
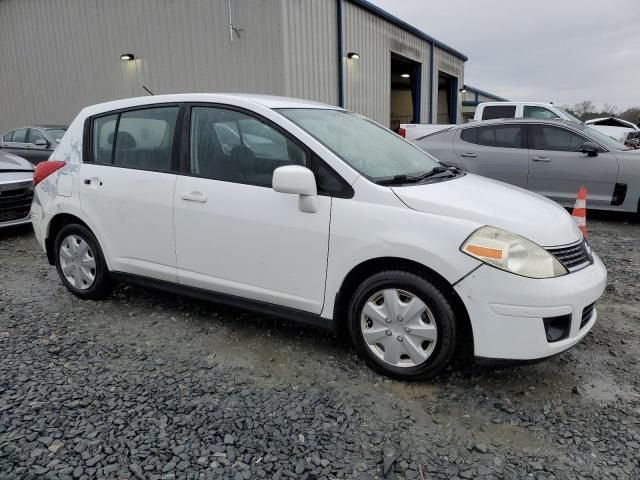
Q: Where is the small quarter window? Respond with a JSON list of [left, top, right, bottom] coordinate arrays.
[[2, 131, 13, 142]]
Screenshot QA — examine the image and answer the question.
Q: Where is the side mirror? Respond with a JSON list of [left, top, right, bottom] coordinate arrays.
[[34, 139, 50, 147], [273, 165, 319, 213], [578, 141, 599, 157]]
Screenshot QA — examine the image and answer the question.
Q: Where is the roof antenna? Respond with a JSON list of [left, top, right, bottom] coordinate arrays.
[[142, 85, 155, 96]]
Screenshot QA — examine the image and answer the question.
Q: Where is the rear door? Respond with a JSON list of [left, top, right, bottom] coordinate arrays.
[[79, 104, 183, 282], [453, 124, 529, 188], [526, 123, 619, 207]]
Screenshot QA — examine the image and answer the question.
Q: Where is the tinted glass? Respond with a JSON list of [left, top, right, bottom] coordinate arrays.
[[113, 107, 179, 171], [2, 131, 13, 142], [481, 105, 516, 120], [27, 129, 46, 144], [190, 107, 306, 187], [460, 125, 523, 148], [92, 114, 118, 164], [12, 128, 28, 143], [523, 106, 560, 119], [530, 125, 587, 152], [278, 109, 439, 180]]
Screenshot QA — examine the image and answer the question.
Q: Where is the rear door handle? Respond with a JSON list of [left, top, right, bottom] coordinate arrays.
[[532, 156, 551, 162], [460, 153, 477, 158], [180, 191, 207, 203]]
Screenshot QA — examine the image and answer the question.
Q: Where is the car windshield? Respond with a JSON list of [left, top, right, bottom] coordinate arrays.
[[581, 124, 629, 151], [45, 128, 67, 142], [278, 108, 440, 181]]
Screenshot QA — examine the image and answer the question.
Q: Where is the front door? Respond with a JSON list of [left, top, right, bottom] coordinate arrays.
[[79, 105, 182, 282], [174, 105, 331, 313], [526, 124, 619, 207]]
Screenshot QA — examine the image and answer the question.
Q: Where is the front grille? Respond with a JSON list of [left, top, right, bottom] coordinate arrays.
[[0, 184, 33, 223], [581, 302, 596, 329], [546, 240, 592, 272]]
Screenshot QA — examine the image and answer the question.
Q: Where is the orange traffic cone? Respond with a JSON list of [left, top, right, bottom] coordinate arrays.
[[572, 186, 587, 237]]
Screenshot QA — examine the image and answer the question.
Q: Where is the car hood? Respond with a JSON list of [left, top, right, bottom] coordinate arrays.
[[391, 174, 582, 247], [0, 152, 34, 171]]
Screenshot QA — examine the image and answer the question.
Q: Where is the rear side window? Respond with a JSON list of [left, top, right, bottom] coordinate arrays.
[[523, 106, 560, 119], [460, 125, 523, 148], [90, 107, 179, 171], [2, 131, 13, 142], [481, 105, 516, 120], [11, 128, 28, 143]]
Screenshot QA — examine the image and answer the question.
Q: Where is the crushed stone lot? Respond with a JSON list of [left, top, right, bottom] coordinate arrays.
[[1, 214, 639, 480]]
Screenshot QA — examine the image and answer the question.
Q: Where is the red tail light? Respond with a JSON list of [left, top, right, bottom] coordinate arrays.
[[33, 161, 66, 187], [397, 127, 406, 138]]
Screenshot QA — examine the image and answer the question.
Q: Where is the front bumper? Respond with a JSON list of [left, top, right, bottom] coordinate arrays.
[[454, 253, 607, 361]]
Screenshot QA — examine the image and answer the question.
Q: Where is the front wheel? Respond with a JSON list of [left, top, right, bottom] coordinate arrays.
[[54, 224, 112, 300], [348, 270, 457, 381]]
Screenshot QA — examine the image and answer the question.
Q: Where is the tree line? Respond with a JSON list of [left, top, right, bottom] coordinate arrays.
[[562, 100, 640, 125]]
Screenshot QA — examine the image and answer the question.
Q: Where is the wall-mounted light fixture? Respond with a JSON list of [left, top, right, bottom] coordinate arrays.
[[347, 52, 360, 59], [120, 53, 135, 61], [459, 87, 467, 93], [400, 73, 410, 78]]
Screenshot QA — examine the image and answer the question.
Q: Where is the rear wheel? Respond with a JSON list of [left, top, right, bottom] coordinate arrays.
[[348, 270, 457, 381], [54, 224, 112, 300]]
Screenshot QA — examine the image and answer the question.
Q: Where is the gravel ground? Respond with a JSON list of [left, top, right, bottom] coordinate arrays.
[[1, 214, 639, 480]]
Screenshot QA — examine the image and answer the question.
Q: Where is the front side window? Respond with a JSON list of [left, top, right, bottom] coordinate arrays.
[[91, 107, 179, 171], [11, 128, 28, 143], [523, 106, 560, 120], [190, 107, 306, 187], [461, 125, 523, 148], [481, 105, 516, 120], [529, 125, 588, 152], [278, 109, 440, 181], [46, 128, 67, 143], [27, 128, 46, 144]]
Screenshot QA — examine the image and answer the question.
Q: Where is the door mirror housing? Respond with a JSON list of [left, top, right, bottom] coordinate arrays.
[[273, 165, 319, 213], [578, 141, 599, 157], [34, 138, 50, 147]]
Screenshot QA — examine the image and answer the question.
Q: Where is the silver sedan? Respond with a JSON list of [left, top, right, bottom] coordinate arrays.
[[415, 118, 640, 213]]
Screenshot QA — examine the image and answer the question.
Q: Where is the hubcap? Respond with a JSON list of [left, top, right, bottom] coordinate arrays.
[[59, 234, 96, 290], [360, 288, 438, 368]]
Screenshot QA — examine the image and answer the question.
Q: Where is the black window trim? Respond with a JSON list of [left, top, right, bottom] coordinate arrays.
[[459, 124, 527, 149], [180, 102, 354, 199], [525, 122, 609, 153], [83, 102, 186, 174]]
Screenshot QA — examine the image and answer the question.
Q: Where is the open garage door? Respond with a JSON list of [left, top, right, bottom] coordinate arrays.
[[437, 71, 458, 124], [390, 53, 421, 131]]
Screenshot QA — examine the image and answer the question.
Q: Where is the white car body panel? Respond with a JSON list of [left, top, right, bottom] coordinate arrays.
[[399, 124, 455, 141], [32, 93, 607, 363], [473, 102, 578, 122]]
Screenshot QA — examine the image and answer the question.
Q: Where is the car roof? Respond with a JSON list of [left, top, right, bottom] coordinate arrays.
[[83, 93, 341, 116], [479, 101, 557, 107], [456, 118, 582, 130]]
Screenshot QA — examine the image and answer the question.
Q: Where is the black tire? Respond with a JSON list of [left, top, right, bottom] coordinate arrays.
[[347, 270, 457, 381], [54, 223, 112, 300]]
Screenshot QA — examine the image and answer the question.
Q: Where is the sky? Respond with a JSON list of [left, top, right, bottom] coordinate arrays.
[[370, 0, 640, 111]]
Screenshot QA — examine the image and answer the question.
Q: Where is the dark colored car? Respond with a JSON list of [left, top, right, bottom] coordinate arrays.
[[1, 125, 67, 165], [0, 151, 34, 228]]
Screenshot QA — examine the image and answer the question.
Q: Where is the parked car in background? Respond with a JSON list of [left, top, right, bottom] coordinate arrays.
[[31, 94, 605, 380], [0, 152, 34, 228], [473, 102, 583, 123], [416, 118, 640, 213], [398, 123, 454, 141], [585, 117, 640, 147], [1, 125, 67, 165]]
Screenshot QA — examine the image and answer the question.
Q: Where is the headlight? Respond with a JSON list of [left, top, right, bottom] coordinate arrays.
[[461, 226, 568, 278]]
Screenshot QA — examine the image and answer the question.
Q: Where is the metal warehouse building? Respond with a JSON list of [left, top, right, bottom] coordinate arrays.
[[0, 0, 467, 134]]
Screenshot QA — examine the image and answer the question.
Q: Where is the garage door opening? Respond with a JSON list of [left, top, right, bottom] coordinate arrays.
[[390, 53, 421, 131], [437, 71, 458, 124]]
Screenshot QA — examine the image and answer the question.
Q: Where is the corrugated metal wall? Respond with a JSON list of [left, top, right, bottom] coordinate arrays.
[[433, 48, 465, 124], [342, 1, 432, 126], [0, 0, 287, 133], [281, 0, 338, 105]]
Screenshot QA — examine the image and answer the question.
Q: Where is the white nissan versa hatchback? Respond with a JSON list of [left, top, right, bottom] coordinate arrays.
[[31, 94, 607, 380]]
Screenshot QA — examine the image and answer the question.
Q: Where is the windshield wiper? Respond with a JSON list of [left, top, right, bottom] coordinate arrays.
[[376, 166, 461, 185]]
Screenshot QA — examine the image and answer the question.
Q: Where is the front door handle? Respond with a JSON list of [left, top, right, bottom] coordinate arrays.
[[180, 191, 207, 203], [532, 156, 551, 162], [460, 153, 477, 158]]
